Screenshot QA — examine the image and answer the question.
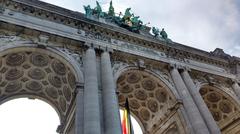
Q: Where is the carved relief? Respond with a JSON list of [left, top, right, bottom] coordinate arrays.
[[28, 68, 45, 80], [26, 81, 42, 92], [45, 86, 59, 99], [129, 99, 140, 109], [206, 92, 221, 103], [48, 74, 62, 88], [127, 72, 141, 84], [219, 101, 232, 114], [147, 99, 158, 113], [52, 59, 66, 75], [120, 85, 133, 93], [156, 90, 167, 103], [142, 79, 156, 91], [63, 86, 72, 102], [6, 53, 25, 66], [5, 68, 24, 80], [5, 81, 22, 93], [67, 72, 76, 89], [0, 50, 77, 121], [30, 53, 49, 67], [117, 69, 176, 131], [140, 108, 150, 121], [59, 96, 67, 112], [200, 86, 240, 130], [134, 89, 147, 100]]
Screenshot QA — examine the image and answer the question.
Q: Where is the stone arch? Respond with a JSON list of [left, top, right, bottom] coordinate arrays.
[[115, 67, 187, 134], [199, 84, 240, 133], [0, 44, 83, 124]]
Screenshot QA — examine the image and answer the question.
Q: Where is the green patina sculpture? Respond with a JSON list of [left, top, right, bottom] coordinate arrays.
[[160, 28, 168, 39], [123, 8, 132, 21], [83, 5, 93, 17], [83, 1, 144, 33], [108, 1, 115, 16], [152, 27, 160, 37], [93, 1, 104, 18]]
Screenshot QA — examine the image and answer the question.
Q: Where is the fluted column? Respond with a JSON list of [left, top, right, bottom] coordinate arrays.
[[83, 47, 101, 134], [101, 51, 122, 134], [232, 81, 240, 100], [170, 65, 210, 134], [180, 69, 220, 134], [75, 83, 84, 134]]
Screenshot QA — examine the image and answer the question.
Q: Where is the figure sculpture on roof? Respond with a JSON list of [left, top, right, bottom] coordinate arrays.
[[130, 16, 143, 32], [160, 28, 168, 39], [152, 27, 160, 37], [93, 1, 104, 18], [123, 8, 132, 21], [83, 5, 93, 17], [83, 1, 145, 33], [108, 1, 115, 16]]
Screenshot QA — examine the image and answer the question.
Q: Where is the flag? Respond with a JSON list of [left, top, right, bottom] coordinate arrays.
[[122, 98, 134, 134]]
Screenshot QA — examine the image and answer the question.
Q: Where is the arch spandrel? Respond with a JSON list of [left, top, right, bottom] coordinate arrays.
[[0, 46, 83, 123], [199, 85, 240, 133], [116, 69, 187, 134]]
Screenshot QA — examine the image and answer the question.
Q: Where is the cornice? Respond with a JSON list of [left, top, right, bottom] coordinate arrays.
[[0, 0, 238, 72]]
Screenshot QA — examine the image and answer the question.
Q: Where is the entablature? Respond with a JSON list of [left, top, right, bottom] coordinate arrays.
[[0, 0, 239, 80]]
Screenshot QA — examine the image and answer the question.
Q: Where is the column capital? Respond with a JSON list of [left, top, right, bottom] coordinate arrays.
[[85, 42, 100, 49], [169, 63, 188, 71], [100, 46, 113, 53], [179, 66, 191, 73]]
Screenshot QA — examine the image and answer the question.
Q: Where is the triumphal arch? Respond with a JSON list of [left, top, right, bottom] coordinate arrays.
[[0, 0, 240, 134]]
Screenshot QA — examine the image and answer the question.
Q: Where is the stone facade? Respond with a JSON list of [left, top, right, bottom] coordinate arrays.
[[0, 0, 240, 134]]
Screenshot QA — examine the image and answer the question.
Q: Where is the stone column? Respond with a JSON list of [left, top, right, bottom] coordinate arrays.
[[83, 47, 101, 134], [101, 51, 122, 134], [75, 83, 84, 134], [232, 81, 240, 100], [170, 65, 210, 134], [180, 69, 221, 134]]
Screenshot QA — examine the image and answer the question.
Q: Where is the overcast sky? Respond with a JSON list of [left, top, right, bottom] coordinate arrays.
[[1, 0, 239, 134], [42, 0, 240, 57]]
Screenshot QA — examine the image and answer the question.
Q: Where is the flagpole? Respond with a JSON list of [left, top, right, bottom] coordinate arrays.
[[126, 98, 134, 134]]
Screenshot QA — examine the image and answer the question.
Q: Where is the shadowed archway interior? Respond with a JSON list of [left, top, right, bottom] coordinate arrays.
[[0, 48, 77, 128], [116, 69, 186, 134], [200, 86, 240, 134]]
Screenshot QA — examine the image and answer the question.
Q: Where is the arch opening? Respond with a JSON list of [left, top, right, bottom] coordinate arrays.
[[0, 98, 60, 134], [0, 48, 79, 123], [199, 85, 240, 133], [116, 69, 186, 134]]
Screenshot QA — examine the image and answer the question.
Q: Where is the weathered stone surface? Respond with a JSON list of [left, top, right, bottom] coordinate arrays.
[[6, 53, 25, 66], [30, 53, 49, 67], [28, 68, 45, 80]]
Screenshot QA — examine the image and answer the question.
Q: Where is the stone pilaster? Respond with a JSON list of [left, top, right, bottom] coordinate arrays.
[[180, 69, 220, 134], [75, 82, 84, 134], [170, 65, 210, 134], [83, 47, 101, 134], [101, 51, 122, 134]]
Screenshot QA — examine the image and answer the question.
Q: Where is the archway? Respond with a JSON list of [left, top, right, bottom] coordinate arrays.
[[116, 69, 187, 134], [0, 98, 60, 134], [199, 85, 240, 133], [0, 46, 82, 133]]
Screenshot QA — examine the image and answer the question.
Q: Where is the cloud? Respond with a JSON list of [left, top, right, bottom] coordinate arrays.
[[41, 0, 240, 57]]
